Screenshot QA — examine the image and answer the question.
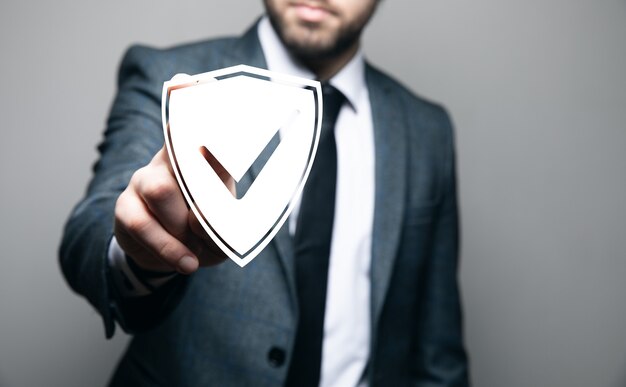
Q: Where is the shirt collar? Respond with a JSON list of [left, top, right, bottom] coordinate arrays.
[[257, 16, 366, 111]]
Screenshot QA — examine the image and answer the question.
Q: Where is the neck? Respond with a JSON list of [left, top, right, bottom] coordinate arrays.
[[299, 41, 360, 81]]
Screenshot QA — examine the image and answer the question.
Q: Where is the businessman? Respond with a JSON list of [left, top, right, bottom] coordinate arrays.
[[60, 0, 470, 385]]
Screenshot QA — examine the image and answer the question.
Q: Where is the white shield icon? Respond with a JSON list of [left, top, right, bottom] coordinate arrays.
[[162, 65, 322, 267]]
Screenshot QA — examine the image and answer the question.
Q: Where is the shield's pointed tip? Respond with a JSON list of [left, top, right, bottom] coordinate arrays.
[[232, 257, 250, 268]]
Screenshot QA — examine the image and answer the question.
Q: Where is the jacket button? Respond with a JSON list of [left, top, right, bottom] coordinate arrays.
[[267, 346, 286, 367]]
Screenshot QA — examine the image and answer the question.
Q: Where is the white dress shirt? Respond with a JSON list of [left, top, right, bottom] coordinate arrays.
[[109, 16, 376, 387]]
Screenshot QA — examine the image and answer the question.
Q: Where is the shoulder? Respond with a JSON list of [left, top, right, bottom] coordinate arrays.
[[115, 36, 238, 89], [365, 63, 451, 125]]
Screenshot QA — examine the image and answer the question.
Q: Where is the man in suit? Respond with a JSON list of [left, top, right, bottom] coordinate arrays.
[[60, 0, 470, 385]]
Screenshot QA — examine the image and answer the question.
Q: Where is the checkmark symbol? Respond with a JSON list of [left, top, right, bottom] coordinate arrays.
[[200, 109, 301, 200]]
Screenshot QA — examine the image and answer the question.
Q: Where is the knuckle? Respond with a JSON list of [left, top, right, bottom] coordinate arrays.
[[129, 166, 147, 187], [156, 239, 180, 262], [115, 191, 147, 231], [125, 213, 152, 236], [114, 191, 131, 221], [143, 176, 177, 204]]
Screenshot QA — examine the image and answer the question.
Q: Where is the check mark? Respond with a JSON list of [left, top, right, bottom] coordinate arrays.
[[200, 109, 301, 200]]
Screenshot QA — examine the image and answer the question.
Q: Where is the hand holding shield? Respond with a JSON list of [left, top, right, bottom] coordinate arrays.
[[114, 65, 321, 272], [114, 145, 233, 274]]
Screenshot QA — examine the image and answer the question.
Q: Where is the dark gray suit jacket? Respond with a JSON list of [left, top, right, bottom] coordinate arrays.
[[60, 22, 469, 387]]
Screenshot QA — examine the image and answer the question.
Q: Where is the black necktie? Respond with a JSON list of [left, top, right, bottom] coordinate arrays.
[[285, 84, 345, 386]]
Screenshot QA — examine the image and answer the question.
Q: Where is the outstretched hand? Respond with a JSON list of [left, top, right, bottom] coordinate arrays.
[[114, 146, 234, 274]]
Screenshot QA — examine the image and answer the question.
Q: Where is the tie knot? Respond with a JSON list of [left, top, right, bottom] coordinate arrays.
[[321, 83, 345, 126]]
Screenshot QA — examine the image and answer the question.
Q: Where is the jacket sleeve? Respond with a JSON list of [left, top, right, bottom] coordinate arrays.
[[415, 109, 470, 386], [59, 45, 186, 338]]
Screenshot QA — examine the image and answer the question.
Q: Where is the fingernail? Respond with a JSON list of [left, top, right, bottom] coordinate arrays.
[[178, 256, 198, 274]]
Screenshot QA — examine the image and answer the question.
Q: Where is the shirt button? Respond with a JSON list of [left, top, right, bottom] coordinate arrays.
[[267, 346, 286, 367]]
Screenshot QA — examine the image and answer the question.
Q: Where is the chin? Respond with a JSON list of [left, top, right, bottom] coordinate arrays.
[[281, 25, 340, 57]]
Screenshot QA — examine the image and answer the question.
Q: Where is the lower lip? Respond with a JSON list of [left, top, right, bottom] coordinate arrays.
[[293, 4, 330, 23]]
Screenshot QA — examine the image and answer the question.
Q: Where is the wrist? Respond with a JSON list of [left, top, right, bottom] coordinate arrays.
[[108, 236, 178, 297]]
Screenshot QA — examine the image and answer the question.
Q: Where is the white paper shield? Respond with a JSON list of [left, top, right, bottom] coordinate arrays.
[[162, 65, 322, 267]]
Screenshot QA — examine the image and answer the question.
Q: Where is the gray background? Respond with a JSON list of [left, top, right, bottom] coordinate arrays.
[[1, 0, 624, 386]]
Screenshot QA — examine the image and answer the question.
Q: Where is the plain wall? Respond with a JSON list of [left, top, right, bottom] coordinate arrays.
[[1, 1, 624, 386]]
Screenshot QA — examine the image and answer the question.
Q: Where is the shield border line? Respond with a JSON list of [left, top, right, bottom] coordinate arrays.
[[162, 65, 323, 267]]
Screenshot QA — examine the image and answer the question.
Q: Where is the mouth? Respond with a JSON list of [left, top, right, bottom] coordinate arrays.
[[291, 2, 333, 23]]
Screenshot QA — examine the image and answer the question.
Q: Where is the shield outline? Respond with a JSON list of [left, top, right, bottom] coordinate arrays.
[[162, 65, 323, 267]]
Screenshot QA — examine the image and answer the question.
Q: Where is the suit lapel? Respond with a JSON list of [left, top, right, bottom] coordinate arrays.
[[366, 65, 407, 330], [219, 20, 267, 69], [219, 22, 298, 308]]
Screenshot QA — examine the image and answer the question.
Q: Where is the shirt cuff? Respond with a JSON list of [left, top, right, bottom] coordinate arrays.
[[107, 236, 178, 297]]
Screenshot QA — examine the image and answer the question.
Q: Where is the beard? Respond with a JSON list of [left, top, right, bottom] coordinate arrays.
[[265, 1, 376, 62]]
